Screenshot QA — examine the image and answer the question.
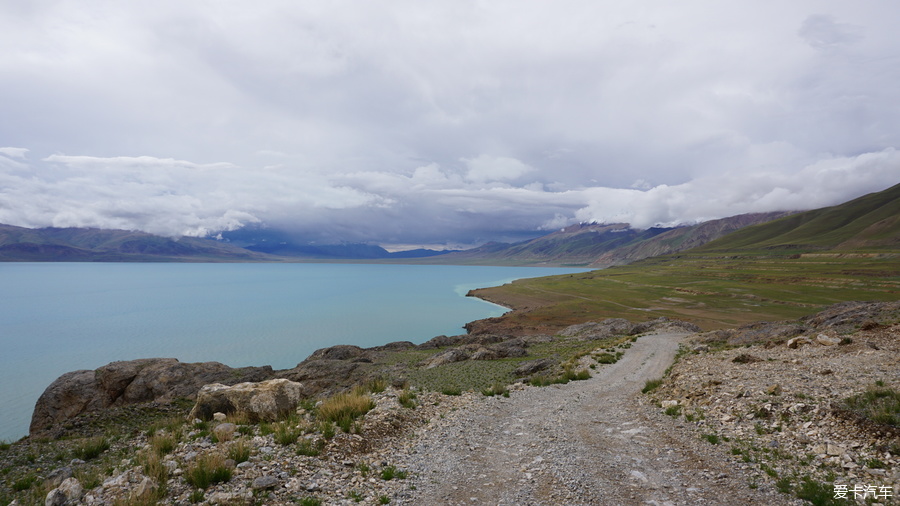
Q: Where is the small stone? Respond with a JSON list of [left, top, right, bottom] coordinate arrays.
[[629, 470, 649, 483], [827, 443, 846, 456], [213, 412, 228, 421], [43, 467, 73, 489], [251, 475, 279, 490], [133, 477, 158, 499], [213, 422, 237, 442], [787, 336, 812, 349], [767, 384, 782, 396], [815, 334, 841, 346]]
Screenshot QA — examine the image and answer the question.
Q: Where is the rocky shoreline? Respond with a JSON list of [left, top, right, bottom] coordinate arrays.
[[1, 301, 897, 505]]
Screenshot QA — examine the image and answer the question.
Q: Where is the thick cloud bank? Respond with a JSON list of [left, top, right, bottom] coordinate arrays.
[[1, 148, 895, 244], [1, 2, 898, 245]]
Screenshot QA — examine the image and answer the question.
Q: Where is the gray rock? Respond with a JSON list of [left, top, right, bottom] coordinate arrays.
[[213, 422, 237, 442], [305, 344, 366, 361], [815, 333, 841, 346], [514, 358, 556, 377], [45, 477, 82, 506], [133, 477, 158, 500], [787, 336, 812, 349], [251, 475, 279, 490], [31, 358, 273, 435], [190, 379, 305, 422], [418, 335, 466, 349], [420, 348, 471, 369], [43, 467, 73, 489], [560, 319, 635, 340]]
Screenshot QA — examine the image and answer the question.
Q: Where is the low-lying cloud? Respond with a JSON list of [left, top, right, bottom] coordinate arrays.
[[0, 148, 895, 245]]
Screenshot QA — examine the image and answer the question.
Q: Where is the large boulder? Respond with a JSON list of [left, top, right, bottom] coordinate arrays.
[[189, 379, 304, 422], [420, 348, 470, 369], [31, 358, 274, 436], [559, 318, 635, 340]]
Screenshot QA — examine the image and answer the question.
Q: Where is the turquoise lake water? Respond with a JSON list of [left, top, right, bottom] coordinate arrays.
[[0, 263, 586, 441]]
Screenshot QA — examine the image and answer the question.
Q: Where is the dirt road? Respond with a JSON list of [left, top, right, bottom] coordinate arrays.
[[397, 332, 797, 505]]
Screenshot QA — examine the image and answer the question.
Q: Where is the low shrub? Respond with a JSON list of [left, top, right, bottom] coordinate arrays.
[[11, 474, 38, 491], [273, 422, 302, 445], [150, 433, 177, 456], [641, 378, 663, 394], [841, 386, 899, 427], [481, 383, 510, 397], [317, 392, 376, 430], [296, 438, 322, 457], [595, 352, 617, 364], [227, 438, 250, 463], [185, 453, 232, 489], [398, 390, 417, 408], [380, 465, 407, 481], [73, 436, 110, 461]]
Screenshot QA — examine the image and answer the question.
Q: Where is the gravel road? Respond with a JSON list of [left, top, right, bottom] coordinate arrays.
[[396, 332, 799, 505]]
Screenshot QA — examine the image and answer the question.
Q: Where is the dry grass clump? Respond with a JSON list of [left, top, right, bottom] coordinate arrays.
[[317, 391, 375, 432], [184, 452, 232, 489]]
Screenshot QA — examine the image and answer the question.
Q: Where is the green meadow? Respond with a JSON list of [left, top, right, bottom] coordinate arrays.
[[472, 251, 898, 331]]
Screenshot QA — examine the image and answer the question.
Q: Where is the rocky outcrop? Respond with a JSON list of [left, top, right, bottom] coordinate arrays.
[[694, 301, 900, 347], [801, 300, 900, 332], [559, 317, 701, 340], [420, 348, 471, 369], [560, 318, 634, 339], [188, 379, 305, 422], [30, 358, 274, 436], [513, 358, 557, 377]]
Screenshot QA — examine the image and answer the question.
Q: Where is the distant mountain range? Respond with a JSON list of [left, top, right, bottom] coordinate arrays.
[[0, 225, 275, 262], [431, 212, 792, 267], [1, 182, 897, 264]]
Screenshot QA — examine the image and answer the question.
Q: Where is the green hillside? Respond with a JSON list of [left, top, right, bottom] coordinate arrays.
[[695, 182, 900, 252], [470, 184, 900, 332]]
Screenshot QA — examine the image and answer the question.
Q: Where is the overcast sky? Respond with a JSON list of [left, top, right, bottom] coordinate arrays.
[[1, 1, 898, 248]]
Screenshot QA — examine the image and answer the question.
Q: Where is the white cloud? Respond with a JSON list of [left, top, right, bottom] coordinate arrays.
[[0, 2, 898, 244], [462, 155, 534, 184], [575, 148, 900, 229], [0, 147, 29, 159]]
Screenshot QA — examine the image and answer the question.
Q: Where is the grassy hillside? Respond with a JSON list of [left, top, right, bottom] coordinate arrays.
[[470, 184, 900, 332], [695, 182, 900, 252]]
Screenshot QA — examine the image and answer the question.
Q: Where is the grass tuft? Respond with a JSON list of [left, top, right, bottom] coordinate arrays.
[[184, 453, 232, 489], [227, 438, 251, 463], [73, 436, 110, 461], [642, 378, 663, 394], [398, 390, 418, 408], [317, 392, 376, 429], [840, 386, 899, 427]]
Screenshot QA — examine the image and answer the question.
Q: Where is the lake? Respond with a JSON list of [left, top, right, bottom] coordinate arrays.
[[0, 262, 586, 441]]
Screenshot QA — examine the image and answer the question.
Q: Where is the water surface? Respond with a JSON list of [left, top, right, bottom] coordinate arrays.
[[0, 263, 585, 441]]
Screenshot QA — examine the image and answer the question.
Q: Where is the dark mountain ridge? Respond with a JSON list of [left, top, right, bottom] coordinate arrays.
[[0, 225, 274, 262]]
